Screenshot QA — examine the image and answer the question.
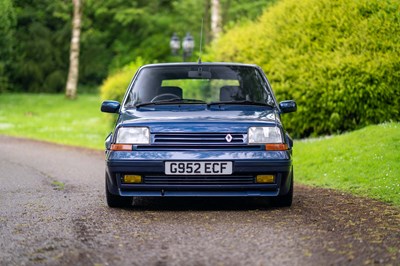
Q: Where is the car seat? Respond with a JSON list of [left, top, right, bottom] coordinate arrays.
[[159, 86, 183, 98], [219, 86, 244, 101]]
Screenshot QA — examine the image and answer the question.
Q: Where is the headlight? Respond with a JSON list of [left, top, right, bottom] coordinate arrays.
[[248, 126, 283, 144], [116, 127, 150, 144]]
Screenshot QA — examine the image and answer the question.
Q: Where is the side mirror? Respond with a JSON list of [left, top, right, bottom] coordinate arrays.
[[279, 100, 297, 113], [101, 100, 120, 113]]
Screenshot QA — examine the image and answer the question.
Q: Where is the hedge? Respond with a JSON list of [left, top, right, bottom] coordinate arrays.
[[100, 57, 145, 102], [206, 0, 400, 138]]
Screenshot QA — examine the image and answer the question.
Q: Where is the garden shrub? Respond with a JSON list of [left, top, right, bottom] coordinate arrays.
[[100, 57, 145, 102], [207, 0, 400, 138]]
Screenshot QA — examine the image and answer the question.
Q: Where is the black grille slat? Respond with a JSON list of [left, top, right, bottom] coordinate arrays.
[[136, 145, 261, 151], [153, 133, 245, 145], [144, 175, 254, 185]]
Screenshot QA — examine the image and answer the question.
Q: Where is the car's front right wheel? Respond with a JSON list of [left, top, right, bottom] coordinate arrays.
[[105, 180, 132, 208]]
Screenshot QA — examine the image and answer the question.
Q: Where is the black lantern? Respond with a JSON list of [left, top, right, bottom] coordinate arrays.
[[170, 32, 194, 61]]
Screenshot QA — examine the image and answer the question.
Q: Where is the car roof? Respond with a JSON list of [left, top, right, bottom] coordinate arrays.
[[139, 62, 261, 69]]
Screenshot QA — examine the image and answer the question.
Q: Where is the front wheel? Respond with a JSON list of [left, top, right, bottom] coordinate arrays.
[[271, 172, 293, 207], [105, 181, 132, 208]]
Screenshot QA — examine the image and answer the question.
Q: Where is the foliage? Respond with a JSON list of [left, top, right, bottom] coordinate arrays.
[[100, 57, 145, 102], [2, 0, 275, 94], [10, 0, 71, 93], [82, 0, 172, 71], [0, 93, 110, 150], [221, 0, 277, 28], [207, 0, 400, 138], [0, 0, 16, 92], [295, 122, 400, 206]]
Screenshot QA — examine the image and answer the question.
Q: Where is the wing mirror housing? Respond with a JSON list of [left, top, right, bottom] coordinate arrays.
[[279, 100, 297, 113], [101, 100, 120, 113]]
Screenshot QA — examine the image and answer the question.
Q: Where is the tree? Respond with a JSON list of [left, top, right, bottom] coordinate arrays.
[[0, 0, 15, 92], [65, 0, 82, 99], [210, 0, 221, 40]]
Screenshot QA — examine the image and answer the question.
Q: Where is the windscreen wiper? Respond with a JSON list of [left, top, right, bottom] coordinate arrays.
[[172, 99, 207, 104], [136, 98, 206, 108], [208, 100, 275, 108], [134, 102, 159, 107]]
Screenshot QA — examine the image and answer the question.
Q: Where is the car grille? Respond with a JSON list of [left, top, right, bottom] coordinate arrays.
[[136, 145, 259, 151], [144, 175, 254, 185], [153, 133, 246, 145]]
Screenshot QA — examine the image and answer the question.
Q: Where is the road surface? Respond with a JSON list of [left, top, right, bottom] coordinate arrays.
[[0, 135, 399, 265]]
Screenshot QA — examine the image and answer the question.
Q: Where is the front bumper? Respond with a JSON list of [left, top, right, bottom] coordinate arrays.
[[105, 150, 293, 197]]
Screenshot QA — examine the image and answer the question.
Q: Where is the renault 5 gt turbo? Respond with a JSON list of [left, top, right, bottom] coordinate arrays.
[[101, 62, 297, 208]]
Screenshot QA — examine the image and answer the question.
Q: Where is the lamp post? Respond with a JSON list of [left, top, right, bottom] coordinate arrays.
[[170, 33, 180, 56], [170, 32, 195, 62]]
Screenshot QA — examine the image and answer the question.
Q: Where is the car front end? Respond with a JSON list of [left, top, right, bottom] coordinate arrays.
[[102, 63, 296, 207]]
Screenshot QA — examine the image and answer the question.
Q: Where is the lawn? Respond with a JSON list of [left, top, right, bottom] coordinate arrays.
[[0, 93, 113, 150], [294, 122, 400, 205], [1, 93, 399, 205]]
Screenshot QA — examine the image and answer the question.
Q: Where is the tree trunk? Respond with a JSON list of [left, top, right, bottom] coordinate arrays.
[[210, 0, 221, 40], [65, 0, 81, 99]]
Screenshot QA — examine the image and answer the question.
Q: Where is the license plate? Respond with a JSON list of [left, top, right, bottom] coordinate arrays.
[[165, 161, 233, 175]]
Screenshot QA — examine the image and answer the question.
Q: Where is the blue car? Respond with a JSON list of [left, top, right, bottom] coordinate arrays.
[[101, 63, 297, 208]]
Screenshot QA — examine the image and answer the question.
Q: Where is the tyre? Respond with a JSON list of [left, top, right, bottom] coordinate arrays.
[[271, 171, 293, 207], [105, 181, 132, 208]]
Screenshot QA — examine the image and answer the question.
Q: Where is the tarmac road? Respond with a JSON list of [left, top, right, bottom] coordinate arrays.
[[0, 135, 399, 266]]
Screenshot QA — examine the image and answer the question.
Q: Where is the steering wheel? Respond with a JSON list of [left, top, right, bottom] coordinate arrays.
[[151, 93, 181, 102]]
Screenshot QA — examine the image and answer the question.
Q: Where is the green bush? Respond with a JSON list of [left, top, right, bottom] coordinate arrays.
[[207, 0, 400, 138], [100, 57, 145, 103]]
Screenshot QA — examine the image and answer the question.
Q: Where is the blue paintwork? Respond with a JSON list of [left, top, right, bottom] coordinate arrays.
[[103, 62, 295, 201], [108, 150, 290, 161], [121, 108, 279, 125], [101, 100, 120, 113], [113, 109, 281, 140]]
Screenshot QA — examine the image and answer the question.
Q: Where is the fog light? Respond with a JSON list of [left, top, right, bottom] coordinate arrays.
[[123, 175, 142, 183], [256, 175, 275, 183]]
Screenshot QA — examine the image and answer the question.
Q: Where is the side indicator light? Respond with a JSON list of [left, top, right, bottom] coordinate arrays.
[[265, 144, 288, 151], [123, 175, 142, 183], [111, 144, 133, 151], [256, 175, 275, 183]]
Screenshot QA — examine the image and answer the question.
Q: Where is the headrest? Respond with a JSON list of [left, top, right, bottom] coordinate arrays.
[[219, 86, 244, 101], [159, 86, 183, 98]]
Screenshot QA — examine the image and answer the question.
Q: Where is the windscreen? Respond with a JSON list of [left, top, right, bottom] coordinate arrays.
[[123, 65, 276, 107]]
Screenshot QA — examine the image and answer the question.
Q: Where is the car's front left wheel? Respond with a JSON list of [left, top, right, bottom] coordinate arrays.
[[105, 180, 132, 208], [271, 171, 293, 207]]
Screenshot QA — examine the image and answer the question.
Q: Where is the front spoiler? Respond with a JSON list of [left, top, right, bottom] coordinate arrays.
[[105, 150, 293, 197], [119, 190, 280, 197]]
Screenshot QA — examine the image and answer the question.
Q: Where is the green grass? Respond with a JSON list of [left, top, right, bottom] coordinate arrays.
[[294, 122, 400, 206], [0, 93, 112, 150], [1, 93, 399, 205], [51, 180, 65, 191]]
